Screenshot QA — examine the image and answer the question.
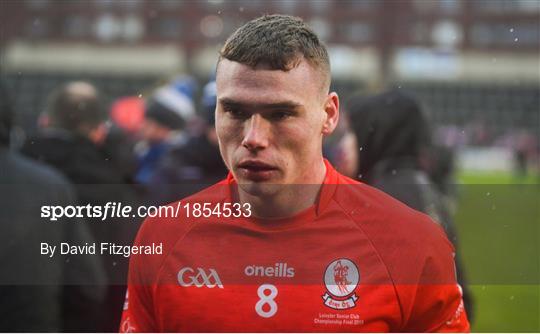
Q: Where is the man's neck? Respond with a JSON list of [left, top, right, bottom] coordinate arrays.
[[237, 159, 327, 219]]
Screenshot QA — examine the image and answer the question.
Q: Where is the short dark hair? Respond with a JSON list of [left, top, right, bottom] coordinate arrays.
[[219, 14, 330, 90], [47, 81, 106, 133]]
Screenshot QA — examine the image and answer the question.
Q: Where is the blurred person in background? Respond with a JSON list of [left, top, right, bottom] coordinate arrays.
[[135, 76, 197, 185], [336, 89, 473, 321], [513, 129, 538, 178], [108, 95, 146, 184], [424, 144, 458, 214], [0, 80, 106, 331], [107, 95, 148, 186], [147, 80, 228, 205], [101, 123, 139, 184], [20, 81, 139, 331], [22, 81, 126, 185]]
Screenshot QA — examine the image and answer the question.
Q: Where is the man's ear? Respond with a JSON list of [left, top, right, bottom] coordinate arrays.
[[322, 92, 339, 136]]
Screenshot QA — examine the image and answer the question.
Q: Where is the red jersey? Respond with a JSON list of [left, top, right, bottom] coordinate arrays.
[[120, 161, 469, 332]]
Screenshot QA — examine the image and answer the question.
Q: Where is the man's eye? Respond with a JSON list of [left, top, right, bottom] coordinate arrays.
[[224, 108, 247, 119], [270, 111, 292, 121]]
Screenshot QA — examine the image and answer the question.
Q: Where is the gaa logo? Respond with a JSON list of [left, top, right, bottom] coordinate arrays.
[[177, 267, 224, 289], [322, 258, 359, 310]]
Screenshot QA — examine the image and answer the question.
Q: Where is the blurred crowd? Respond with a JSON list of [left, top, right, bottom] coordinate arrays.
[[1, 72, 539, 331], [0, 75, 228, 331]]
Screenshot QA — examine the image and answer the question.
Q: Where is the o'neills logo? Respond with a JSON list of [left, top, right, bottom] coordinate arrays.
[[178, 267, 224, 289], [322, 259, 360, 310], [244, 262, 295, 278]]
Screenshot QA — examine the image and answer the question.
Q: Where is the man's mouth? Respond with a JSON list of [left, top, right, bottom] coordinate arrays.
[[238, 160, 276, 171], [237, 160, 278, 181]]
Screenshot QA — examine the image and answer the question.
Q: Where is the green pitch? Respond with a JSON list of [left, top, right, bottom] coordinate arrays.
[[455, 171, 539, 332]]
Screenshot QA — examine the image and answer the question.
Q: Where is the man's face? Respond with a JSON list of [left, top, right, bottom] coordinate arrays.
[[215, 58, 338, 196]]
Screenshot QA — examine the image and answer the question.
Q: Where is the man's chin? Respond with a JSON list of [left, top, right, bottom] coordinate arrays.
[[236, 179, 284, 198]]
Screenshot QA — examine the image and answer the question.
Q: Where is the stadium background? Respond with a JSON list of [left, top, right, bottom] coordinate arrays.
[[1, 0, 538, 331]]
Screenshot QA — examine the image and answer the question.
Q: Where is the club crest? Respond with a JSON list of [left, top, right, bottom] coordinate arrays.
[[322, 258, 359, 310]]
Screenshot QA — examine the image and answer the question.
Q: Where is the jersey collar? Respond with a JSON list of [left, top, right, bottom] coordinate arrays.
[[223, 159, 339, 229]]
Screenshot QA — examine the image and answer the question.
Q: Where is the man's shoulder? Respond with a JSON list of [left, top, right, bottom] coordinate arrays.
[[2, 150, 72, 187], [129, 178, 231, 281], [176, 178, 230, 205], [333, 173, 452, 264], [337, 173, 443, 231], [135, 179, 229, 242]]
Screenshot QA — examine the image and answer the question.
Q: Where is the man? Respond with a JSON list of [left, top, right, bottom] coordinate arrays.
[[22, 81, 138, 331], [337, 91, 443, 222], [22, 81, 126, 186], [147, 80, 228, 206], [121, 15, 469, 332], [0, 80, 105, 331], [337, 90, 473, 320], [135, 76, 196, 185]]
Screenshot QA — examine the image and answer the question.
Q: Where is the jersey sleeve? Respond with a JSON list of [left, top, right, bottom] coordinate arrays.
[[118, 199, 202, 333], [400, 222, 470, 332]]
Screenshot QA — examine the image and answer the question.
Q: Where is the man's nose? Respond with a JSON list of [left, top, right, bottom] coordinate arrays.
[[241, 114, 270, 151]]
